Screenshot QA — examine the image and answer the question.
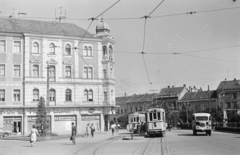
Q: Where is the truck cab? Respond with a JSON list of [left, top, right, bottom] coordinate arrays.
[[192, 113, 212, 136]]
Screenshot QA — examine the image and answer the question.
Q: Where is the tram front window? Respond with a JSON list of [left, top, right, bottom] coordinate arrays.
[[137, 117, 139, 122], [149, 113, 153, 121], [158, 112, 161, 120], [153, 113, 157, 120]]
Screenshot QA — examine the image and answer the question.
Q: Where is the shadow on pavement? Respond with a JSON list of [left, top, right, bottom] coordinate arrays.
[[22, 145, 32, 147], [178, 134, 208, 136]]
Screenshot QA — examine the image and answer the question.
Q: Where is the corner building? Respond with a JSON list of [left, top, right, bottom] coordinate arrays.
[[0, 18, 116, 135]]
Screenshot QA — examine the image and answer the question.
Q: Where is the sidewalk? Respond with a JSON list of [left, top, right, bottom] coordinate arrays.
[[0, 129, 130, 155]]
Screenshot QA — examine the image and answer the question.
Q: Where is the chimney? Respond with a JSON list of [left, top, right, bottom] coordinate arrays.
[[234, 78, 236, 81], [189, 86, 192, 92], [168, 86, 170, 88], [208, 85, 210, 91], [183, 84, 186, 87], [124, 93, 127, 97], [172, 85, 174, 88]]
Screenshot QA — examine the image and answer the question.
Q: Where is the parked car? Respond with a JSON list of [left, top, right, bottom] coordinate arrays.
[[0, 128, 12, 137]]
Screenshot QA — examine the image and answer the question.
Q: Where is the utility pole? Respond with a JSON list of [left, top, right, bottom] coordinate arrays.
[[46, 62, 50, 132]]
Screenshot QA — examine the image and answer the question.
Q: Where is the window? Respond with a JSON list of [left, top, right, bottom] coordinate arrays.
[[233, 93, 237, 99], [13, 90, 20, 102], [65, 89, 72, 101], [121, 109, 123, 114], [33, 89, 39, 101], [104, 91, 107, 101], [65, 44, 71, 55], [103, 69, 107, 79], [89, 89, 93, 101], [88, 46, 92, 56], [109, 45, 113, 61], [83, 67, 88, 78], [0, 40, 5, 52], [14, 41, 21, 53], [49, 43, 55, 54], [125, 109, 127, 113], [83, 46, 87, 56], [49, 89, 56, 101], [14, 65, 20, 77], [0, 90, 5, 101], [65, 66, 71, 77], [111, 90, 113, 101], [0, 64, 5, 77], [33, 65, 39, 77], [33, 42, 39, 53], [84, 89, 88, 101], [102, 46, 107, 56], [83, 67, 93, 79], [88, 67, 93, 79], [49, 66, 55, 80]]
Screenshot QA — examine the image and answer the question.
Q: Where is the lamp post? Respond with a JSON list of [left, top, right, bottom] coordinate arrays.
[[219, 91, 226, 127], [184, 102, 189, 123], [116, 111, 119, 132]]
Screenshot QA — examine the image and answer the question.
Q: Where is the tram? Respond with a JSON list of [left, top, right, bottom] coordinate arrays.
[[145, 108, 166, 137], [128, 112, 145, 133]]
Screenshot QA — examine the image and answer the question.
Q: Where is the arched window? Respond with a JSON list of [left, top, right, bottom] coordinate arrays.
[[33, 42, 39, 54], [104, 91, 107, 101], [89, 89, 93, 101], [109, 45, 113, 61], [33, 89, 39, 101], [83, 67, 88, 78], [65, 44, 71, 55], [49, 43, 55, 54], [84, 89, 88, 101], [65, 89, 72, 101], [65, 66, 71, 77], [49, 89, 56, 101], [102, 46, 107, 56], [88, 67, 93, 79], [103, 69, 107, 79], [88, 46, 92, 56], [83, 46, 88, 56], [33, 65, 39, 77]]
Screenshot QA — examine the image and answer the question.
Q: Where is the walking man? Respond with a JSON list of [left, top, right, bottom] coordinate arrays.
[[111, 123, 116, 136], [71, 122, 76, 145], [90, 123, 95, 137]]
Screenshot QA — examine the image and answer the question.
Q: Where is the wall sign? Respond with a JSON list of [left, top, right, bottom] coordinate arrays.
[[88, 108, 95, 113], [53, 109, 71, 113]]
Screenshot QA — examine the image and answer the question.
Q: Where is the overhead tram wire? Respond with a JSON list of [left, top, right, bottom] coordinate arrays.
[[140, 0, 165, 85], [10, 5, 240, 21]]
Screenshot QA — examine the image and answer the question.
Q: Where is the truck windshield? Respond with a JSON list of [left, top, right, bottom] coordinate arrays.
[[196, 116, 208, 121]]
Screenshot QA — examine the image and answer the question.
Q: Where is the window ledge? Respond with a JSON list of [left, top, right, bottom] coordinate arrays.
[[64, 55, 72, 57], [31, 53, 40, 56]]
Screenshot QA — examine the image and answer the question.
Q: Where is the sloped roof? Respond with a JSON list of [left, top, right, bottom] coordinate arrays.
[[180, 90, 216, 101], [159, 87, 184, 96], [116, 93, 156, 105], [217, 79, 240, 91], [0, 18, 94, 38]]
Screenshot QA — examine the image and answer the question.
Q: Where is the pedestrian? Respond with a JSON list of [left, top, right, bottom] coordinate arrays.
[[177, 122, 180, 129], [71, 122, 76, 145], [30, 125, 40, 147], [90, 123, 95, 137], [86, 124, 90, 137], [111, 123, 116, 136], [97, 123, 100, 132]]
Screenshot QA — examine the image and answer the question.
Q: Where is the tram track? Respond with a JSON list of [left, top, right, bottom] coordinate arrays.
[[67, 135, 124, 155]]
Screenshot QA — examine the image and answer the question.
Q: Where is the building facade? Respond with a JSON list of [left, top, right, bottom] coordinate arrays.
[[0, 18, 116, 135]]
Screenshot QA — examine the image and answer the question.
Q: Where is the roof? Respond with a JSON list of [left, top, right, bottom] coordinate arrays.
[[0, 18, 94, 38], [115, 93, 156, 105], [180, 90, 216, 101], [127, 93, 156, 103], [159, 87, 185, 96], [217, 79, 240, 91]]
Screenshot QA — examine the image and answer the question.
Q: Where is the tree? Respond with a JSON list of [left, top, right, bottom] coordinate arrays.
[[117, 115, 128, 127], [36, 97, 49, 136]]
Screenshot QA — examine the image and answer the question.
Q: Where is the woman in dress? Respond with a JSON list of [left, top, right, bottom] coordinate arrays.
[[30, 125, 40, 147]]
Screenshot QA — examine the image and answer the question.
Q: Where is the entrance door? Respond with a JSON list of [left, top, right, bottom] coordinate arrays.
[[13, 121, 21, 133]]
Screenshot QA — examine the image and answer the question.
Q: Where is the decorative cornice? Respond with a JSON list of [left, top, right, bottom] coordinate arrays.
[[63, 59, 73, 65], [30, 57, 41, 64], [47, 58, 58, 65]]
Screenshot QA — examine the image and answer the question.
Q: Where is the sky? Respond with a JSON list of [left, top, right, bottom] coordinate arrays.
[[1, 0, 240, 96]]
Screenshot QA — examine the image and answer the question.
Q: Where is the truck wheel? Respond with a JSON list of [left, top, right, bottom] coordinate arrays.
[[206, 131, 208, 135], [209, 131, 211, 136], [193, 130, 197, 135]]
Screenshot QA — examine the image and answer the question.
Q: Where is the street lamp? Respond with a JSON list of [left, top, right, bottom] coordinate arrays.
[[184, 102, 190, 123], [219, 91, 227, 127]]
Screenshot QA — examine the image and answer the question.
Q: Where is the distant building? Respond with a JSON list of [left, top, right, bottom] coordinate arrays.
[[0, 18, 116, 135]]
